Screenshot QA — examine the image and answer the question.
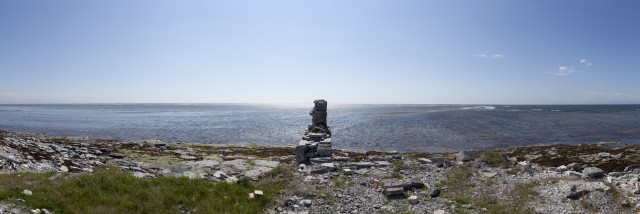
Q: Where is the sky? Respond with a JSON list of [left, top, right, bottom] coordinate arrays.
[[1, 0, 639, 104]]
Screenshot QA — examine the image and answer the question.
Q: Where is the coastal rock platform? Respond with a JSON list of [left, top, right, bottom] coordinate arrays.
[[2, 130, 640, 213]]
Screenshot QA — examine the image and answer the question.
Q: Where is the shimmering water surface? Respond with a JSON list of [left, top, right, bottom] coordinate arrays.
[[1, 104, 639, 153]]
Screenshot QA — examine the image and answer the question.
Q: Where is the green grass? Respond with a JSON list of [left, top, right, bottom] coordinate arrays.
[[480, 150, 509, 167], [0, 165, 292, 214]]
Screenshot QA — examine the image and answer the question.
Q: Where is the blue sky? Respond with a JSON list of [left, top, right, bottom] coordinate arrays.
[[1, 0, 639, 104]]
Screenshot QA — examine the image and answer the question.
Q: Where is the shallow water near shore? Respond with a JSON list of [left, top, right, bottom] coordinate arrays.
[[1, 104, 639, 153]]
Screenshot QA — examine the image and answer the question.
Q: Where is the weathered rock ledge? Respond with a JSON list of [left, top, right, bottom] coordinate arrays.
[[3, 130, 640, 214]]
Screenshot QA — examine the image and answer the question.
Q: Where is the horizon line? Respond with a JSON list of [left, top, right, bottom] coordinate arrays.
[[1, 102, 639, 106]]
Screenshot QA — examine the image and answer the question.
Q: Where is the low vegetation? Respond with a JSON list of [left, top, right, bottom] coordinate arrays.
[[439, 165, 539, 214], [0, 165, 292, 214], [480, 150, 510, 167]]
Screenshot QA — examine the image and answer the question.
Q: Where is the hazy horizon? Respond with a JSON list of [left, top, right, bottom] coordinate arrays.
[[2, 1, 639, 105]]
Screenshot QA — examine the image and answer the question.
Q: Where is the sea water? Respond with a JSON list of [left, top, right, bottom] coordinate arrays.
[[1, 104, 639, 153]]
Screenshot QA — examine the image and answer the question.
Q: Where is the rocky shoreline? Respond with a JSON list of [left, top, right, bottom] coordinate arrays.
[[2, 129, 640, 213]]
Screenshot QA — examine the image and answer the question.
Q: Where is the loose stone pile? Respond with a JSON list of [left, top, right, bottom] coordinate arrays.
[[296, 100, 333, 166]]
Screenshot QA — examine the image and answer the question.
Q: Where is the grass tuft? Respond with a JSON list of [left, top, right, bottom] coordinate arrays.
[[480, 150, 510, 167]]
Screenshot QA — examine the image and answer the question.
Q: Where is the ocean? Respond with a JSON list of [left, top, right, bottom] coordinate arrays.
[[1, 104, 639, 153]]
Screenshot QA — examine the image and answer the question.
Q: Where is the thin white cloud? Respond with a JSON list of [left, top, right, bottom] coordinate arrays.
[[580, 59, 592, 66], [548, 58, 593, 76], [474, 54, 504, 59], [548, 66, 579, 76]]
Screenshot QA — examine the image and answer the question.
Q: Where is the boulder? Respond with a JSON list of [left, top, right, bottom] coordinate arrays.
[[430, 189, 441, 198], [456, 150, 483, 162], [582, 167, 605, 179], [412, 181, 426, 189]]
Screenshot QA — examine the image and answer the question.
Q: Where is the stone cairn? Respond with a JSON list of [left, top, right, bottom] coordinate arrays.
[[296, 99, 333, 165]]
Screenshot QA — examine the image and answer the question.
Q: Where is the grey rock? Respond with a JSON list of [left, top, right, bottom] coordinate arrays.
[[456, 150, 483, 162], [382, 179, 403, 188], [334, 156, 353, 162], [582, 167, 605, 179], [213, 171, 227, 179], [180, 155, 197, 160], [295, 141, 309, 164], [407, 195, 418, 204], [554, 165, 568, 172], [567, 163, 583, 172], [316, 144, 332, 157], [430, 189, 441, 198], [375, 161, 391, 167], [482, 171, 498, 178], [244, 166, 273, 180], [109, 153, 125, 158], [184, 160, 220, 168], [384, 187, 404, 196], [321, 163, 334, 168], [412, 181, 426, 189], [624, 164, 639, 172], [417, 158, 432, 164], [254, 160, 279, 168], [301, 199, 312, 207], [369, 156, 385, 162], [309, 157, 333, 163], [354, 169, 370, 175], [59, 165, 69, 172], [221, 159, 249, 171], [356, 162, 375, 169]]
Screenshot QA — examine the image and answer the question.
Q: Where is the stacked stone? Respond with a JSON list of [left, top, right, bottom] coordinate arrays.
[[296, 100, 333, 165]]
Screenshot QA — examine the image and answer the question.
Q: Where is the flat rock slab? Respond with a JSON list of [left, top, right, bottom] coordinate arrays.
[[382, 179, 403, 188], [221, 159, 249, 171], [356, 162, 375, 169], [375, 161, 391, 167], [310, 157, 333, 163], [184, 160, 220, 168], [384, 187, 404, 196], [180, 155, 198, 160], [243, 166, 274, 180], [254, 160, 279, 168], [482, 172, 498, 178]]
